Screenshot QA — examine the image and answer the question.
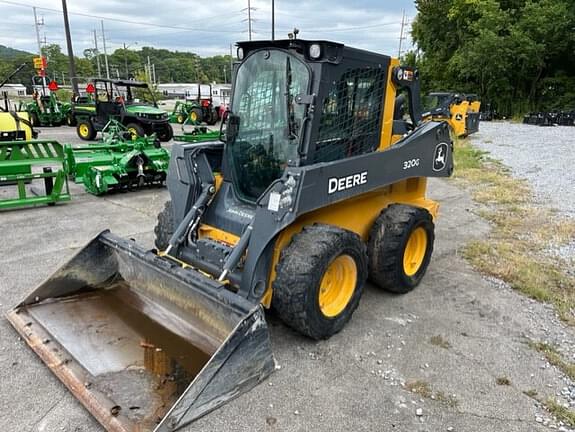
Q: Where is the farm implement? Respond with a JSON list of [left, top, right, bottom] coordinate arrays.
[[173, 125, 220, 143], [0, 140, 70, 210], [66, 121, 170, 195]]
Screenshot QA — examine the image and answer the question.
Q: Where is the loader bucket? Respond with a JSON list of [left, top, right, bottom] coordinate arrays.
[[6, 231, 275, 432]]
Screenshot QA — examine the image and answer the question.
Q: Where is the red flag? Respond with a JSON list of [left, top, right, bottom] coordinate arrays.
[[48, 80, 59, 91]]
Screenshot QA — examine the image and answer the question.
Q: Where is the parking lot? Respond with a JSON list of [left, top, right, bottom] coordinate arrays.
[[1, 123, 574, 432]]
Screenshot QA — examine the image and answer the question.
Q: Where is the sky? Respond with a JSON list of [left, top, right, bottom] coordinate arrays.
[[0, 0, 416, 58]]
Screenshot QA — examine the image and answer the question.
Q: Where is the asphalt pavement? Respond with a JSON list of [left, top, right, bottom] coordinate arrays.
[[0, 124, 573, 432]]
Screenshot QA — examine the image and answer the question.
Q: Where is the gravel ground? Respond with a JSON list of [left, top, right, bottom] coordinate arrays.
[[471, 122, 575, 218], [471, 121, 575, 263]]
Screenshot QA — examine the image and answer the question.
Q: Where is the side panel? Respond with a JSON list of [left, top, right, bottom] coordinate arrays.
[[448, 101, 469, 138]]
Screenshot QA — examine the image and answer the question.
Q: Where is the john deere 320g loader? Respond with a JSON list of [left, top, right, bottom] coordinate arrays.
[[7, 39, 453, 431]]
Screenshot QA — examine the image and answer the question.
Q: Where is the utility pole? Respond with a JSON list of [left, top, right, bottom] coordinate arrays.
[[271, 0, 275, 40], [152, 64, 156, 85], [147, 56, 152, 83], [33, 7, 43, 57], [101, 20, 110, 79], [123, 43, 129, 79], [248, 0, 252, 41], [93, 30, 101, 77], [398, 10, 406, 59], [229, 44, 233, 82], [61, 0, 78, 94], [33, 7, 47, 93]]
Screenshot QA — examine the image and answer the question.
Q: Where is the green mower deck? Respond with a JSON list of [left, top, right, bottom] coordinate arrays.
[[173, 126, 220, 143]]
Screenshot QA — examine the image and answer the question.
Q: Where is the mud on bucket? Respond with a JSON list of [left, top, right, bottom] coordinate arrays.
[[6, 231, 275, 432]]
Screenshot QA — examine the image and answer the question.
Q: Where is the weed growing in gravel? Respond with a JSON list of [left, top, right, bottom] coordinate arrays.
[[529, 341, 575, 381], [524, 389, 538, 398], [405, 380, 432, 398], [544, 398, 575, 427], [430, 335, 451, 349], [452, 138, 575, 325], [496, 376, 511, 385], [404, 380, 459, 407]]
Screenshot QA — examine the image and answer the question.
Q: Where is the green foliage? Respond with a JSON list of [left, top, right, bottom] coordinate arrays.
[[132, 70, 163, 103], [0, 43, 232, 93], [101, 46, 232, 84], [412, 0, 575, 116]]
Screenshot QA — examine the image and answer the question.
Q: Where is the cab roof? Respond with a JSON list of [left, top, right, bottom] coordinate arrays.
[[92, 78, 149, 88], [236, 39, 392, 65]]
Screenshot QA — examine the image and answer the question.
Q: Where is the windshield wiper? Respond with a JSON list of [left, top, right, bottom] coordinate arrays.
[[285, 57, 297, 140]]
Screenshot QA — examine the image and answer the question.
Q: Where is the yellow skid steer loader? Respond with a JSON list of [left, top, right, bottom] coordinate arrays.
[[424, 92, 480, 137], [8, 39, 453, 431]]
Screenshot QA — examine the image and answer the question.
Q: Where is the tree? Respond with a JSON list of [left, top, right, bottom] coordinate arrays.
[[412, 0, 575, 115]]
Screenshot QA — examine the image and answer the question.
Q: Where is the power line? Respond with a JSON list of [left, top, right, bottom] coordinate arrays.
[[276, 20, 401, 34], [0, 0, 245, 33]]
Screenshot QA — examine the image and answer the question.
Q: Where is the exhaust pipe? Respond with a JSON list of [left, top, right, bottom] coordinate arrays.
[[6, 231, 275, 432]]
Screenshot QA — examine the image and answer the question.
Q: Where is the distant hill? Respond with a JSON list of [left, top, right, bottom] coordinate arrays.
[[0, 45, 32, 59]]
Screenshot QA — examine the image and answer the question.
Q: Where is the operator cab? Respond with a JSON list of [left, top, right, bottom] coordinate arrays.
[[224, 39, 392, 204]]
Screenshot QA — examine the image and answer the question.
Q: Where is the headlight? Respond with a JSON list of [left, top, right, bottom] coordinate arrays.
[[309, 43, 321, 59], [237, 47, 244, 60]]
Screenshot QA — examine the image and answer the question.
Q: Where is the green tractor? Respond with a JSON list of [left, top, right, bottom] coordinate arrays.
[[75, 79, 173, 142], [168, 100, 202, 124], [20, 78, 73, 127]]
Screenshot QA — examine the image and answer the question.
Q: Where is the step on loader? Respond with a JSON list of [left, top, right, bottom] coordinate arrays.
[[7, 39, 454, 431]]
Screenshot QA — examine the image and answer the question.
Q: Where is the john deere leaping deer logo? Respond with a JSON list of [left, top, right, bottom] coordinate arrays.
[[433, 143, 448, 172]]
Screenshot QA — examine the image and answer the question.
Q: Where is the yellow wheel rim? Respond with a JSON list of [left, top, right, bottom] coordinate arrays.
[[318, 255, 357, 318], [190, 112, 198, 122], [403, 227, 428, 277], [177, 114, 184, 123], [128, 127, 138, 140], [79, 124, 89, 137]]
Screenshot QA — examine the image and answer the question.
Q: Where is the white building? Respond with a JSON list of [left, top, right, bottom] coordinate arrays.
[[157, 83, 194, 99], [1, 84, 27, 97], [157, 83, 232, 107]]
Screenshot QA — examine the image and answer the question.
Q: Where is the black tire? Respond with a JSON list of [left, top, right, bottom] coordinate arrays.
[[76, 120, 97, 140], [272, 224, 368, 340], [206, 109, 218, 125], [190, 107, 203, 124], [157, 124, 173, 142], [30, 113, 40, 127], [66, 113, 76, 127], [126, 123, 146, 140], [368, 204, 435, 294], [154, 200, 175, 251]]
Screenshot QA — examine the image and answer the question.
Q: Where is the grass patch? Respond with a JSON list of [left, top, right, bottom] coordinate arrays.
[[524, 389, 538, 398], [529, 341, 575, 381], [404, 380, 458, 407], [452, 138, 575, 325], [430, 335, 451, 349], [435, 391, 459, 408], [405, 380, 432, 398], [496, 376, 511, 386], [544, 398, 575, 427]]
